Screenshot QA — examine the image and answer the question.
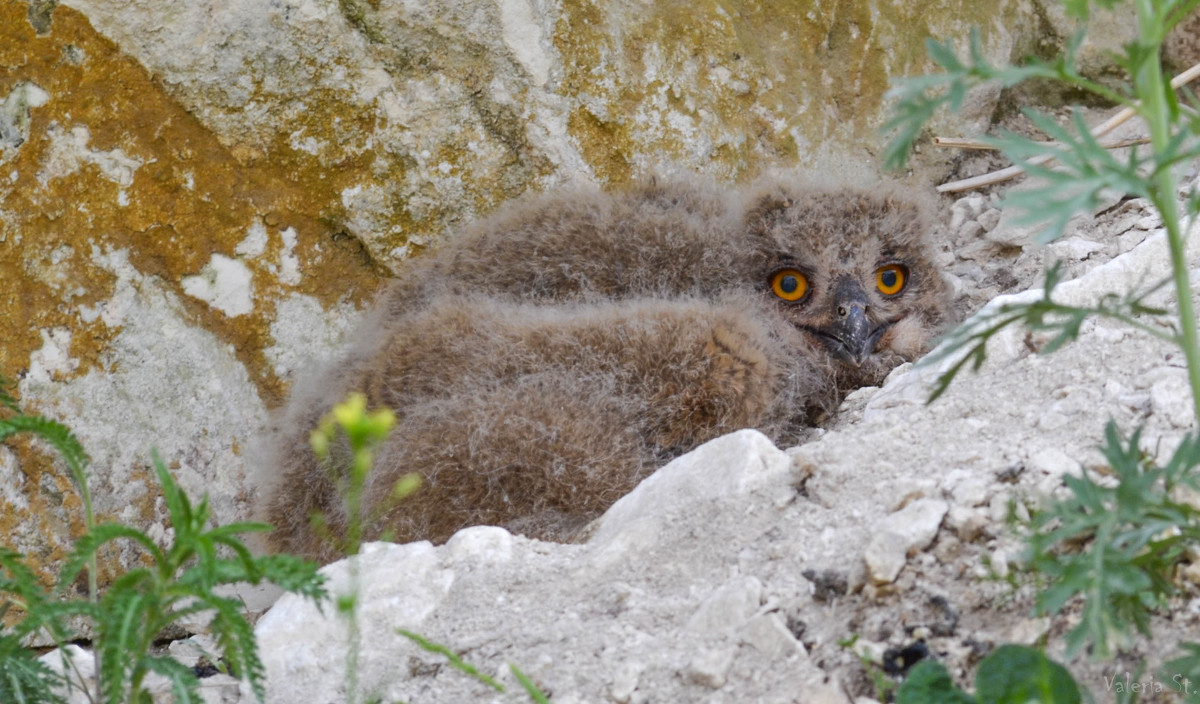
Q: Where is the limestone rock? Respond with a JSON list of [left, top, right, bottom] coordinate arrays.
[[863, 499, 948, 584], [244, 206, 1200, 698], [1, 0, 1053, 580]]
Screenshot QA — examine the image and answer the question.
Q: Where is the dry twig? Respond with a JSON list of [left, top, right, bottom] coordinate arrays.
[[936, 61, 1200, 194]]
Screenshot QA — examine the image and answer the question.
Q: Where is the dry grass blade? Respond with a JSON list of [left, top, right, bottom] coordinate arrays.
[[934, 136, 1149, 151], [936, 60, 1200, 193]]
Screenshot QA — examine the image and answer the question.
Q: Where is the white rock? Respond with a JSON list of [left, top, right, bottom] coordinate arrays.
[[167, 634, 221, 668], [685, 576, 763, 636], [446, 524, 515, 563], [496, 0, 552, 86], [985, 208, 1037, 247], [609, 661, 644, 703], [37, 123, 142, 187], [181, 254, 255, 317], [740, 613, 806, 660], [588, 429, 792, 565], [1028, 448, 1079, 480], [945, 504, 989, 543], [262, 293, 361, 379], [38, 645, 94, 704], [235, 221, 269, 258], [1051, 237, 1105, 261], [950, 195, 987, 231], [959, 220, 986, 240], [21, 248, 266, 544], [1007, 617, 1052, 645], [949, 473, 992, 507], [1148, 367, 1193, 428], [864, 499, 948, 584], [977, 208, 1001, 232], [988, 548, 1010, 579], [864, 530, 910, 584], [686, 647, 736, 689], [253, 541, 453, 703], [26, 327, 79, 383]]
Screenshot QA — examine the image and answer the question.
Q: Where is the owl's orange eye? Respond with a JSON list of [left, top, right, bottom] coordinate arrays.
[[876, 265, 906, 296], [770, 269, 808, 302]]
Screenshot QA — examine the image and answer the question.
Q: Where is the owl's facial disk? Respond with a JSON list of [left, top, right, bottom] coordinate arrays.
[[804, 275, 892, 365]]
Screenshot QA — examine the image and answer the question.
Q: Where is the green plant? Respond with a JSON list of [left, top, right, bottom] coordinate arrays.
[[397, 630, 549, 703], [1030, 423, 1200, 658], [884, 0, 1200, 697], [838, 634, 899, 702], [312, 394, 550, 703], [309, 392, 417, 704], [0, 379, 326, 703], [897, 645, 1080, 704]]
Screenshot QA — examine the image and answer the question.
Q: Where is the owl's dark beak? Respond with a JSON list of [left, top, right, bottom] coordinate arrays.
[[820, 277, 880, 365]]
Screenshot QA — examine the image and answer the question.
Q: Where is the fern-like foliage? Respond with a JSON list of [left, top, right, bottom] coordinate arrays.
[[0, 377, 327, 703], [0, 413, 91, 508], [1028, 423, 1200, 658], [0, 632, 64, 704], [48, 452, 327, 703], [919, 262, 1176, 402]]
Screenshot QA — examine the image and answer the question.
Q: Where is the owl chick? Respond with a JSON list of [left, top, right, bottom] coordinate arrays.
[[263, 177, 950, 562]]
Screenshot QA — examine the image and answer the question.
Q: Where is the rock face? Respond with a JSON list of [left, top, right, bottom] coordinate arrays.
[[0, 0, 1060, 576], [4, 1, 1198, 698], [0, 0, 1172, 619], [249, 210, 1200, 702]]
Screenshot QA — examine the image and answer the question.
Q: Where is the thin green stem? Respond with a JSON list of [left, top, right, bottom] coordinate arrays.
[[1159, 197, 1200, 419], [1134, 0, 1200, 421], [346, 558, 361, 704], [1052, 70, 1135, 110], [1091, 310, 1180, 344]]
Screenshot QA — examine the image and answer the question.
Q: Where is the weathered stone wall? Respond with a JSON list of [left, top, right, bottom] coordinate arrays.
[[0, 0, 1129, 574]]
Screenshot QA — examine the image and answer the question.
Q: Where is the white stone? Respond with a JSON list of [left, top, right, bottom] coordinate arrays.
[[740, 613, 805, 660], [945, 504, 988, 543], [26, 327, 79, 383], [262, 293, 360, 379], [948, 473, 992, 507], [609, 661, 643, 703], [0, 447, 28, 512], [863, 530, 909, 584], [950, 195, 986, 231], [254, 542, 454, 702], [235, 221, 269, 258], [864, 499, 948, 584], [22, 248, 266, 537], [37, 123, 143, 187], [496, 0, 552, 86], [1028, 448, 1080, 480], [1148, 367, 1193, 428], [278, 226, 301, 285], [38, 645, 95, 704], [588, 430, 792, 564], [445, 524, 515, 563], [1051, 237, 1105, 261], [985, 203, 1041, 247], [988, 547, 1010, 579], [685, 576, 762, 636], [977, 208, 1001, 232], [182, 254, 255, 317], [1006, 617, 1052, 646], [686, 646, 736, 689]]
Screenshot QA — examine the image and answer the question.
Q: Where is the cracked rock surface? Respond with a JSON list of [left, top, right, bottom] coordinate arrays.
[[247, 184, 1200, 702]]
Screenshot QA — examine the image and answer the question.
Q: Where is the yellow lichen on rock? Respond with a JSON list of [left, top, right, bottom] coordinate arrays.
[[0, 1, 383, 573]]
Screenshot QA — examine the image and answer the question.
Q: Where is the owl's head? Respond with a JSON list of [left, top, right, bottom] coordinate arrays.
[[742, 181, 951, 386]]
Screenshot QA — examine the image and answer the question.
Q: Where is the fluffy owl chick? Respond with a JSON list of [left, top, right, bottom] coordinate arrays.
[[263, 177, 950, 562]]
